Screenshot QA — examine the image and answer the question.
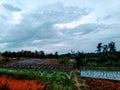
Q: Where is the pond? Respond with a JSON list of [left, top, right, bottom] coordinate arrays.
[[81, 70, 120, 80]]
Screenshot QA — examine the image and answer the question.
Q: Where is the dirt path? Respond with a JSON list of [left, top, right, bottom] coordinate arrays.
[[72, 70, 89, 90], [73, 71, 81, 90]]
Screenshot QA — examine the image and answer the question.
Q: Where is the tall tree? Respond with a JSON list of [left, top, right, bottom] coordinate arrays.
[[54, 51, 59, 58], [103, 44, 109, 54], [39, 51, 45, 58], [75, 51, 84, 69], [109, 42, 116, 54], [97, 43, 102, 53]]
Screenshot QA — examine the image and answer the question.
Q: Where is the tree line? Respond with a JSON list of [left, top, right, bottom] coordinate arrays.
[[0, 41, 120, 67], [97, 42, 116, 54], [0, 50, 60, 60]]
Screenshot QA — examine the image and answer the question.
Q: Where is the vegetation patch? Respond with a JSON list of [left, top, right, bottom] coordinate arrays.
[[0, 68, 76, 90]]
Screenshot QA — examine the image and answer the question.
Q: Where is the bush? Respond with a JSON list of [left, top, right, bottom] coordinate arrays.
[[80, 86, 89, 90], [87, 62, 97, 67]]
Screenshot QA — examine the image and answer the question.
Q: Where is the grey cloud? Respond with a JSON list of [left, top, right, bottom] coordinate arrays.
[[1, 1, 120, 53], [2, 3, 21, 12], [1, 23, 113, 52], [102, 15, 111, 20], [97, 15, 112, 22], [26, 3, 91, 24], [61, 23, 112, 38]]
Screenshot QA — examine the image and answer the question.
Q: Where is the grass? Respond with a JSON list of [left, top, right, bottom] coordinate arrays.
[[74, 70, 83, 84], [80, 86, 89, 90]]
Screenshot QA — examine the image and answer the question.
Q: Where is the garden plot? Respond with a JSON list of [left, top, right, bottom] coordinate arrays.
[[4, 59, 73, 70]]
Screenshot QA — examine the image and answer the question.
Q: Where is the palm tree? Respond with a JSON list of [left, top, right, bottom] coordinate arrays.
[[103, 44, 109, 54], [97, 43, 103, 53], [109, 42, 116, 54]]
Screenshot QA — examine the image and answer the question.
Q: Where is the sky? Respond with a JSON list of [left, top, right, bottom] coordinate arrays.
[[0, 0, 120, 54]]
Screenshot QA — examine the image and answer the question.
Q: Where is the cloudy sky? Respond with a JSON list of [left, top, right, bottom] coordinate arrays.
[[0, 0, 120, 53]]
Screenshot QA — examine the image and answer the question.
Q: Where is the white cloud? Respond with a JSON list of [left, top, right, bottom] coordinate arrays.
[[11, 12, 22, 24], [32, 40, 43, 43], [54, 13, 96, 29]]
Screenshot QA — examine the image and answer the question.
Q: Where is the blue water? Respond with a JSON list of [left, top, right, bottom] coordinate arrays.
[[81, 70, 120, 80]]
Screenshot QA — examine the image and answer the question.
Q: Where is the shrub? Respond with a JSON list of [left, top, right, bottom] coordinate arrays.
[[80, 86, 89, 90]]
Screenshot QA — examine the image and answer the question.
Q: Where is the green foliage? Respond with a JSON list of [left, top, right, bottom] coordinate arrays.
[[50, 82, 77, 90], [58, 57, 68, 64], [80, 86, 89, 90], [87, 62, 97, 67], [78, 78, 83, 84], [0, 68, 76, 90], [75, 71, 83, 84]]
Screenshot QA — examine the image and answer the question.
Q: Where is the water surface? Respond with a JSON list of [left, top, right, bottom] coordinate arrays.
[[81, 70, 120, 80]]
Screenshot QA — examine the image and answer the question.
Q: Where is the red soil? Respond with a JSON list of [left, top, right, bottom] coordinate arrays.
[[0, 76, 48, 90], [0, 56, 4, 61], [83, 77, 120, 90]]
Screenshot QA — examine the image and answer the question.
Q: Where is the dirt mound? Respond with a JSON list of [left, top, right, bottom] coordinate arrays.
[[83, 77, 120, 90]]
